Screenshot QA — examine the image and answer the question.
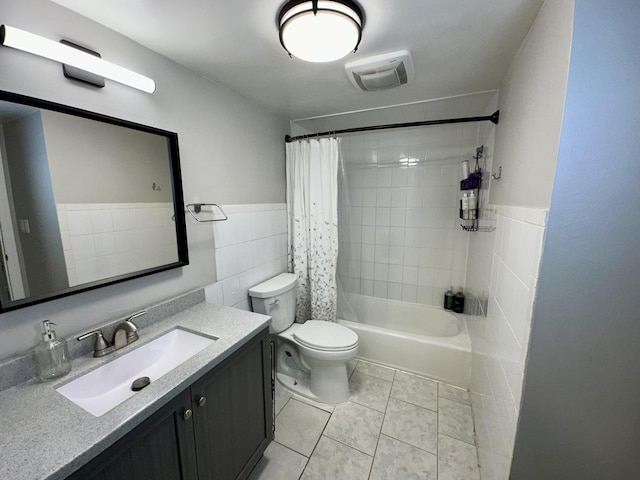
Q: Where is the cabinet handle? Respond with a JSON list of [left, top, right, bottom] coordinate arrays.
[[198, 396, 207, 407], [183, 409, 192, 420]]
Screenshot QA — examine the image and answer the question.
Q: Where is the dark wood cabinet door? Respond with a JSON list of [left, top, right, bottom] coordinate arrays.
[[192, 329, 273, 480], [66, 390, 198, 480]]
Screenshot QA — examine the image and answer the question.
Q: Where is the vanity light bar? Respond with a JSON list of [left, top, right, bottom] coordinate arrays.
[[0, 25, 156, 93]]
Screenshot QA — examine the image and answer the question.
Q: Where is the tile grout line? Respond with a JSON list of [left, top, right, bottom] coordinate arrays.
[[275, 393, 331, 464], [320, 432, 376, 460], [298, 391, 344, 478], [296, 448, 310, 480], [268, 439, 313, 476], [437, 382, 441, 480], [438, 386, 482, 480], [389, 393, 438, 413], [366, 369, 394, 480], [366, 431, 382, 480], [352, 369, 395, 384]]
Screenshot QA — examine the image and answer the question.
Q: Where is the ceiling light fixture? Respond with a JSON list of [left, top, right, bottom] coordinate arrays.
[[0, 25, 156, 93], [278, 0, 364, 63]]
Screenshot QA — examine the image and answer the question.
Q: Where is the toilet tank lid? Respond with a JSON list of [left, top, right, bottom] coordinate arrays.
[[249, 273, 297, 298]]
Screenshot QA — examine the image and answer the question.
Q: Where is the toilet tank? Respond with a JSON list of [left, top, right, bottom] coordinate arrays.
[[249, 273, 297, 333]]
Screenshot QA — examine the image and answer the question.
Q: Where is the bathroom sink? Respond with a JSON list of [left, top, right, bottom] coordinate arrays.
[[56, 328, 217, 417]]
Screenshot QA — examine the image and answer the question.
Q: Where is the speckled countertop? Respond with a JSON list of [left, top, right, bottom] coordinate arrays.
[[0, 302, 271, 480]]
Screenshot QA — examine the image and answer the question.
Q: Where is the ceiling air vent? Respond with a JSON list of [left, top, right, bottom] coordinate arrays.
[[345, 50, 414, 92]]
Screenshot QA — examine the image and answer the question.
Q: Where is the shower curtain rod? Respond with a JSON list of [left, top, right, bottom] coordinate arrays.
[[285, 110, 500, 143]]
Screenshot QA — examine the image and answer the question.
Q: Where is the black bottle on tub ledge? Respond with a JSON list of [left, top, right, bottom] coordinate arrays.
[[444, 288, 454, 310], [452, 288, 465, 313]]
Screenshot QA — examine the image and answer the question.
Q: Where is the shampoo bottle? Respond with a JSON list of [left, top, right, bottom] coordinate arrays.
[[452, 288, 465, 313], [468, 190, 477, 220], [444, 288, 454, 310], [34, 320, 71, 382], [461, 160, 470, 180], [461, 192, 470, 220]]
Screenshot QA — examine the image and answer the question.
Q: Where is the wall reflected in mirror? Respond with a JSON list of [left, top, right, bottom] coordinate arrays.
[[0, 91, 188, 312]]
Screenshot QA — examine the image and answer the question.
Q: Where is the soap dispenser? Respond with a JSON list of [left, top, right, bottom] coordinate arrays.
[[34, 320, 71, 382]]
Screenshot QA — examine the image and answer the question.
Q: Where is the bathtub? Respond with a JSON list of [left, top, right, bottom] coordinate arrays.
[[337, 295, 471, 388]]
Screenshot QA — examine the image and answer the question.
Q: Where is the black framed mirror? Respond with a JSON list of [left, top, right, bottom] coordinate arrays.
[[0, 90, 188, 313]]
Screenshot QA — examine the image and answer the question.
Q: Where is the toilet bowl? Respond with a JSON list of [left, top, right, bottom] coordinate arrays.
[[249, 273, 358, 404]]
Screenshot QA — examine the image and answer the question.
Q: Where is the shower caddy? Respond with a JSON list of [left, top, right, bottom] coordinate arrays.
[[460, 145, 494, 232]]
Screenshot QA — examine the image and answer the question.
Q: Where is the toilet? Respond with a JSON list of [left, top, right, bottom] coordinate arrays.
[[249, 273, 358, 404]]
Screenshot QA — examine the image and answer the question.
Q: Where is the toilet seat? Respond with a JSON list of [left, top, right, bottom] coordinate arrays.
[[292, 320, 358, 352]]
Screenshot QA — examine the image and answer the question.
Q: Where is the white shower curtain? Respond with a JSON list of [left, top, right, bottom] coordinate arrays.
[[286, 138, 339, 323]]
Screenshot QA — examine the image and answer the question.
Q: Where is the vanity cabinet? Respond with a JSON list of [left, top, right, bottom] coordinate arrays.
[[67, 328, 273, 480]]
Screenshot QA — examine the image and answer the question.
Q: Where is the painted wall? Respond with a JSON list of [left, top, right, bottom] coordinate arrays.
[[464, 1, 574, 478], [0, 124, 27, 301], [489, 0, 573, 209], [41, 110, 173, 204], [3, 112, 68, 297], [0, 0, 288, 359], [510, 1, 640, 478]]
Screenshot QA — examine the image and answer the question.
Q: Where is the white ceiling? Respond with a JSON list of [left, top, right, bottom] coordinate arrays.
[[50, 0, 544, 120]]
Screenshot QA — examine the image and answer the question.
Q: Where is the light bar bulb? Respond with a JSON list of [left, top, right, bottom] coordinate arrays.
[[0, 25, 155, 93]]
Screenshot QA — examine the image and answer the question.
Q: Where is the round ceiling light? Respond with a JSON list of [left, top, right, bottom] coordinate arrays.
[[278, 0, 364, 63]]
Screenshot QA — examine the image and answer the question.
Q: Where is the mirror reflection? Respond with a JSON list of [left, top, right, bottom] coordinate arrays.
[[0, 94, 187, 311]]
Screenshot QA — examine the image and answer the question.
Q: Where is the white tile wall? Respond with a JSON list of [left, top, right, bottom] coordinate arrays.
[[57, 203, 178, 286], [205, 204, 288, 310], [338, 124, 479, 307], [465, 204, 547, 480]]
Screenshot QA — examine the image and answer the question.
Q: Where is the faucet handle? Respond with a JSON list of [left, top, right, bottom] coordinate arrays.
[[126, 311, 146, 324], [77, 330, 114, 357]]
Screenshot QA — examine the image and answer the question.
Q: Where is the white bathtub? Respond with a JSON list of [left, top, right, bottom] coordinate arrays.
[[337, 295, 471, 388]]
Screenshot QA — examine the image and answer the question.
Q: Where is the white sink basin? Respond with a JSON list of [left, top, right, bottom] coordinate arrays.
[[57, 328, 217, 417]]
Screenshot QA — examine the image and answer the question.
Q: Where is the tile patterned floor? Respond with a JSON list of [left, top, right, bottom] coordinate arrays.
[[249, 359, 481, 480]]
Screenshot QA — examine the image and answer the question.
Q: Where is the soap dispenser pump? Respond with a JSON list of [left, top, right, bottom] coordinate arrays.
[[34, 320, 71, 382]]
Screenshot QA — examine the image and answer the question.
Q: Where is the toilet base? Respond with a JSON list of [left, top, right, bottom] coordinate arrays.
[[308, 363, 350, 403], [276, 338, 353, 404], [277, 372, 318, 402], [276, 367, 351, 405]]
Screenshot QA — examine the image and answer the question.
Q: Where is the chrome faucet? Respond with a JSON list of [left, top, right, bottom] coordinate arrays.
[[112, 311, 145, 350], [77, 311, 145, 357]]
